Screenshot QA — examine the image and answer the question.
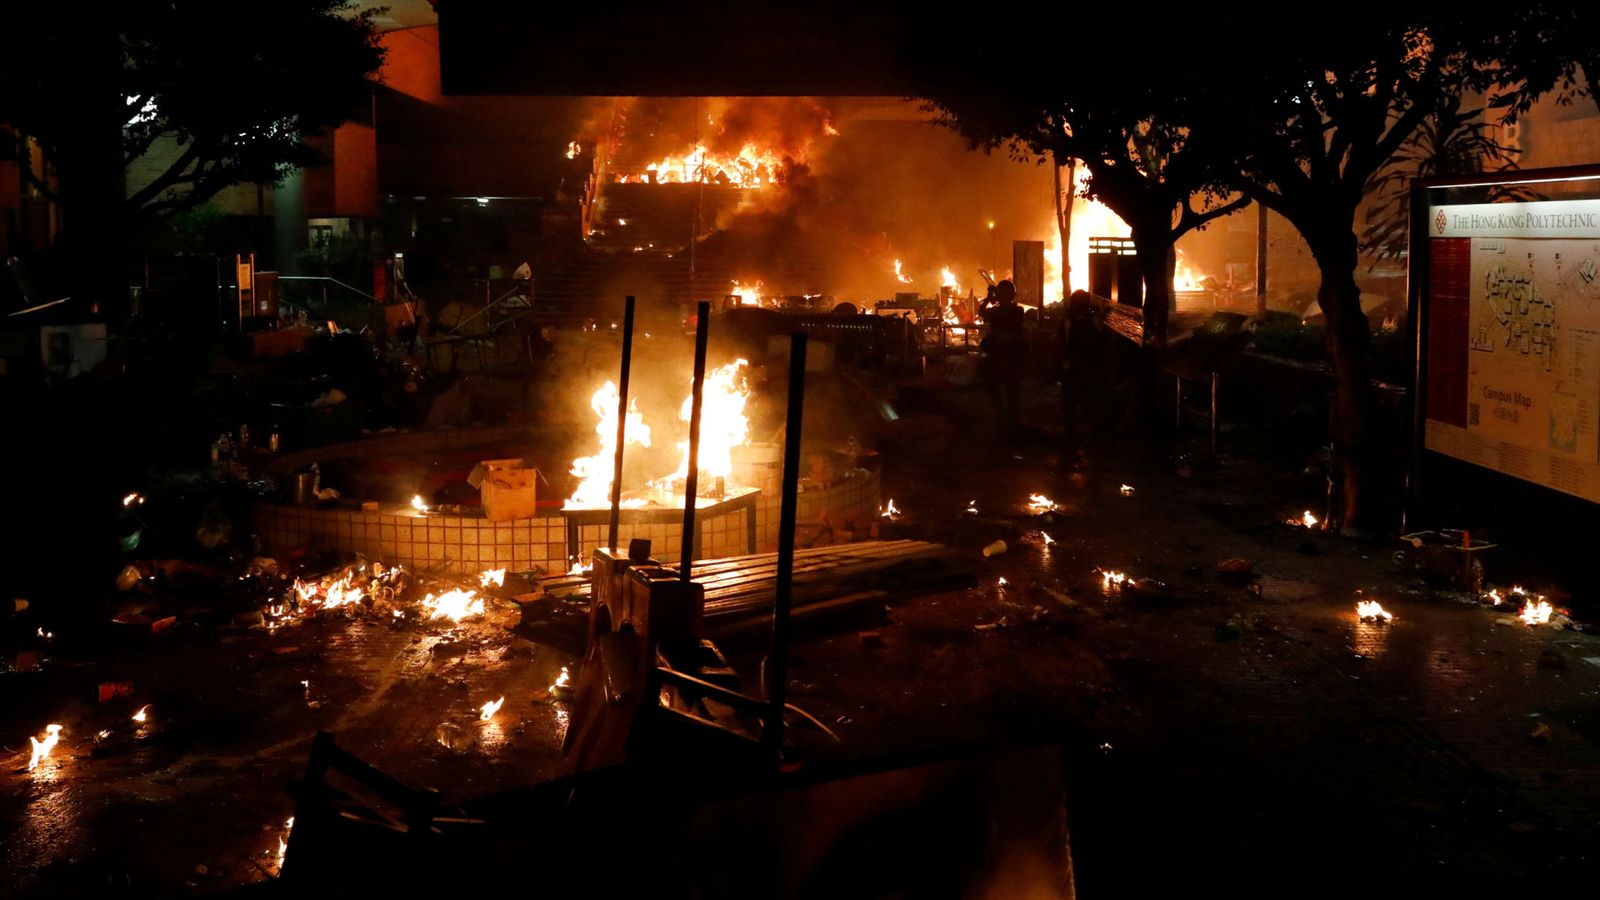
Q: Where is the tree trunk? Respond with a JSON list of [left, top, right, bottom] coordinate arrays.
[[1130, 225, 1174, 349], [54, 20, 127, 318], [1309, 231, 1376, 531], [1053, 154, 1075, 301]]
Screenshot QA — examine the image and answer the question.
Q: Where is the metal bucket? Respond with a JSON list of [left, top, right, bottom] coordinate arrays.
[[290, 472, 317, 506]]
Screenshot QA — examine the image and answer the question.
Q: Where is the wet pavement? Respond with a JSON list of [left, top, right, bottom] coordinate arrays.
[[5, 384, 1600, 896]]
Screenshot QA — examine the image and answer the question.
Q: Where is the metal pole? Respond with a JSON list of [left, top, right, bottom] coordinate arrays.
[[679, 300, 711, 581], [1256, 203, 1268, 318], [1209, 371, 1219, 455], [608, 296, 636, 551], [763, 331, 807, 762]]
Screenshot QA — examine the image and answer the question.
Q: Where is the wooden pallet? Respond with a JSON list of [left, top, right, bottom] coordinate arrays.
[[528, 540, 973, 625]]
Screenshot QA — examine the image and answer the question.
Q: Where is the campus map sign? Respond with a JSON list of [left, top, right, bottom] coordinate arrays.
[[1425, 198, 1600, 502]]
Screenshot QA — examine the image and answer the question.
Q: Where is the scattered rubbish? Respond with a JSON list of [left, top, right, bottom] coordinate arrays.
[[1583, 657, 1600, 669], [98, 682, 135, 703], [116, 566, 142, 592], [435, 723, 475, 753], [1215, 557, 1254, 576], [233, 609, 266, 628], [981, 540, 1008, 558], [1529, 722, 1552, 743], [12, 598, 29, 613]]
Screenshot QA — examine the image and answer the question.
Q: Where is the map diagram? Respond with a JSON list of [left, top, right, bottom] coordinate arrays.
[[1470, 264, 1557, 371], [1467, 239, 1600, 460]]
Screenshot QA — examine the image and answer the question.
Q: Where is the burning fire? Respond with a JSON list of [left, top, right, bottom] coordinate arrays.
[[551, 666, 571, 695], [276, 817, 295, 871], [566, 140, 580, 160], [479, 697, 505, 721], [729, 280, 764, 307], [122, 492, 144, 507], [1100, 570, 1128, 589], [1119, 484, 1135, 496], [568, 381, 653, 509], [670, 359, 751, 482], [568, 556, 593, 576], [480, 568, 506, 588], [893, 258, 913, 285], [421, 589, 485, 623], [964, 499, 979, 516], [1027, 493, 1058, 514], [617, 143, 790, 188], [1287, 510, 1320, 528], [1041, 532, 1055, 545], [1356, 600, 1394, 622], [1486, 588, 1504, 606], [411, 495, 429, 515], [880, 498, 901, 519], [27, 723, 63, 770], [1520, 597, 1554, 626], [1173, 249, 1204, 292], [132, 705, 149, 724]]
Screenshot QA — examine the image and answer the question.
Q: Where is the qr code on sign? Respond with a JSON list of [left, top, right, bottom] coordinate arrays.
[[1469, 402, 1480, 426]]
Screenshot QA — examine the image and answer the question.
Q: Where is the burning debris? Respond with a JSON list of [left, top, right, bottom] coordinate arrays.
[[274, 817, 295, 874], [568, 381, 654, 510], [1100, 570, 1129, 590], [270, 562, 408, 627], [1041, 532, 1055, 546], [479, 568, 506, 589], [421, 589, 486, 624], [893, 258, 913, 285], [27, 723, 63, 771], [964, 500, 979, 517], [122, 492, 145, 508], [617, 142, 793, 188], [1520, 597, 1554, 626], [1027, 493, 1059, 514], [1356, 600, 1394, 623], [410, 495, 429, 515], [550, 666, 572, 699], [132, 705, 150, 724], [880, 498, 901, 519], [479, 697, 505, 722], [1119, 484, 1136, 496], [1287, 510, 1320, 529]]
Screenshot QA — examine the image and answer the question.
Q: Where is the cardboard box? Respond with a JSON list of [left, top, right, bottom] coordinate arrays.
[[468, 458, 538, 521]]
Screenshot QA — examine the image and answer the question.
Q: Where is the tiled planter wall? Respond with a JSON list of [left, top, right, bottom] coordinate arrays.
[[253, 428, 880, 574]]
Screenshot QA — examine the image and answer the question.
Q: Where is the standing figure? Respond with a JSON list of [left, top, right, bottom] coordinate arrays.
[[979, 280, 1027, 431], [1058, 290, 1107, 457]]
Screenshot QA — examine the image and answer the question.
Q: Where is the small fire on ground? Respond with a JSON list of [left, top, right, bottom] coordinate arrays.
[[27, 723, 63, 770], [479, 697, 505, 721], [1356, 599, 1394, 623], [1100, 569, 1129, 590], [1027, 493, 1059, 514], [1287, 510, 1320, 529]]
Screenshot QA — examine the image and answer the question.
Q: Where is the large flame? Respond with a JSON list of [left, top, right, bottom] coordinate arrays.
[[672, 359, 751, 482], [618, 142, 789, 188], [422, 589, 485, 623], [730, 279, 764, 307], [893, 259, 913, 285], [28, 723, 63, 770], [568, 381, 653, 509]]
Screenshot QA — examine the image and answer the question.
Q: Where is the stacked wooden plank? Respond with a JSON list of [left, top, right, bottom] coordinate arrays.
[[530, 540, 974, 627]]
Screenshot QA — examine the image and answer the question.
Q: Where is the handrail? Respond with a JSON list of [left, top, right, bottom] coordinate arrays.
[[279, 275, 381, 304]]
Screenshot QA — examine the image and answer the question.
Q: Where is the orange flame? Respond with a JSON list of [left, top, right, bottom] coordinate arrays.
[[132, 705, 149, 724], [1520, 597, 1553, 626], [27, 724, 63, 771], [480, 568, 506, 588], [568, 381, 653, 509], [479, 696, 505, 721], [421, 589, 484, 623], [1356, 600, 1393, 622], [893, 258, 913, 285]]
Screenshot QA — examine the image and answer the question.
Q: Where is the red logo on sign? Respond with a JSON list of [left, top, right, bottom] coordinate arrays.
[[1435, 210, 1447, 234]]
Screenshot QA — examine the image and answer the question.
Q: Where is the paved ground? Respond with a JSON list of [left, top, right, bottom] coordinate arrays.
[[3, 384, 1599, 896]]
